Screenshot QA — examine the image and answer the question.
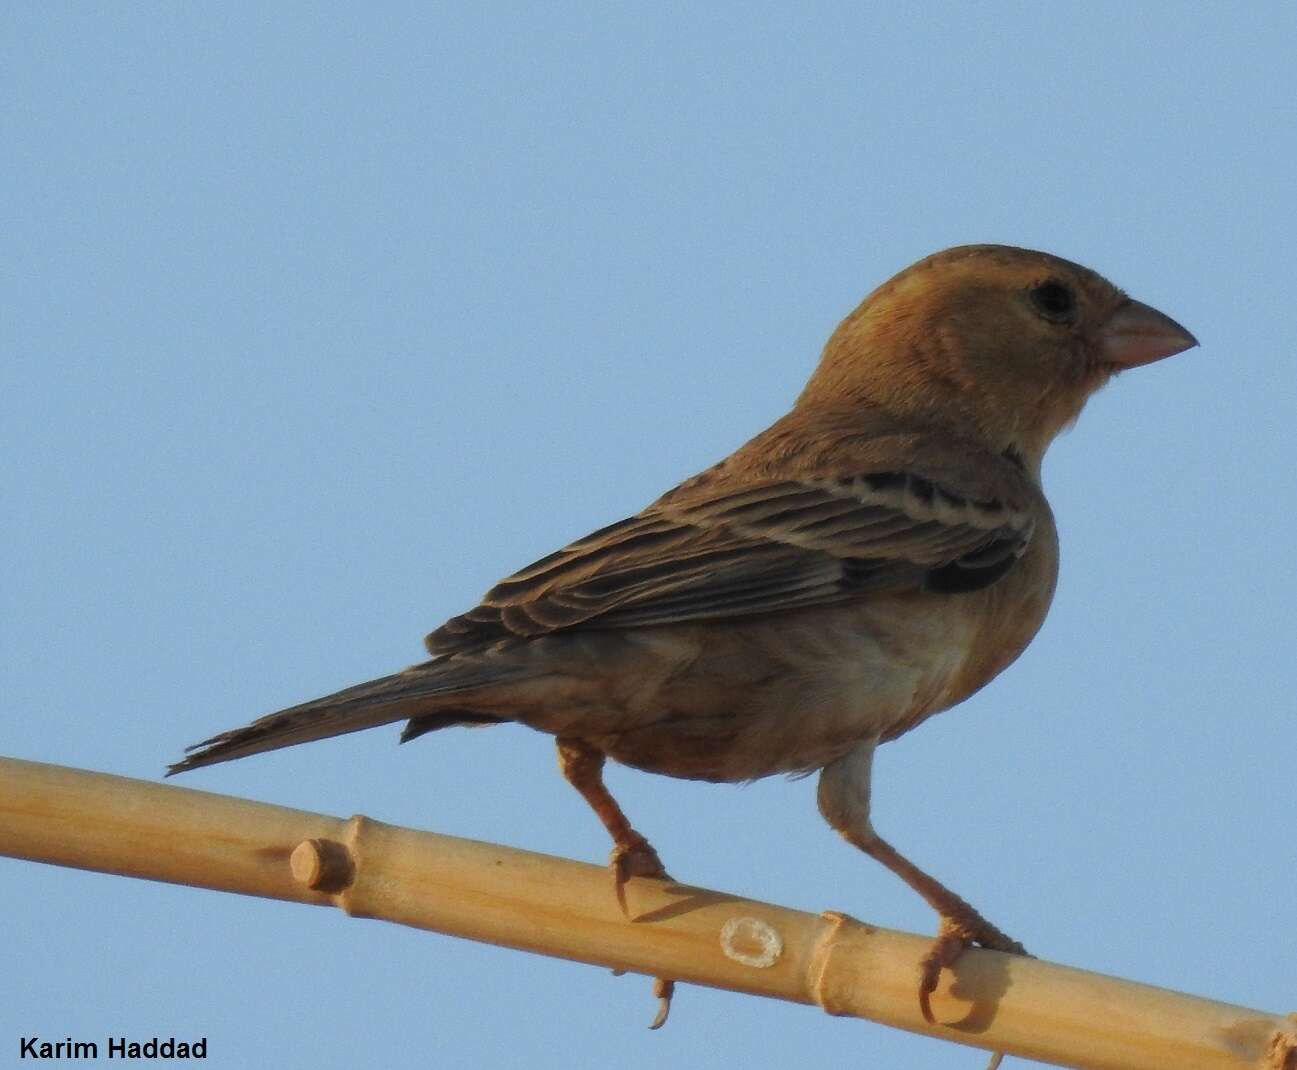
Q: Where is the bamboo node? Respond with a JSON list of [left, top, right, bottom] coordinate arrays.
[[1265, 1013, 1297, 1070], [290, 837, 356, 893], [719, 916, 783, 968], [807, 910, 854, 1016]]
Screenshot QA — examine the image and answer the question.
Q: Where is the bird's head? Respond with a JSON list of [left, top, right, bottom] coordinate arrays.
[[798, 245, 1197, 471]]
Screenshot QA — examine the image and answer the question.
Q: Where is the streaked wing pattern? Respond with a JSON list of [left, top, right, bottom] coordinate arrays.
[[427, 472, 1033, 652]]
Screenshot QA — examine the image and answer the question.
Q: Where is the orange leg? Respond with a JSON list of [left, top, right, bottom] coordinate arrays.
[[857, 834, 1028, 1023], [818, 743, 1028, 1029], [556, 737, 675, 1028]]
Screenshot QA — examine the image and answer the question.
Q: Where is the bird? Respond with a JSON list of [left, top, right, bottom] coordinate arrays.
[[169, 244, 1196, 1028]]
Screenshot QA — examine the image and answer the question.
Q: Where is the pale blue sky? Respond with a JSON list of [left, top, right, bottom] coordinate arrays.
[[4, 5, 1295, 1068]]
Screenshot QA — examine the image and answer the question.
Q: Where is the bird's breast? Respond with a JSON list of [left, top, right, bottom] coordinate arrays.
[[880, 514, 1059, 741]]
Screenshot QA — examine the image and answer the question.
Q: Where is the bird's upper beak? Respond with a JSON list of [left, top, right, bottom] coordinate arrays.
[[1101, 299, 1198, 368]]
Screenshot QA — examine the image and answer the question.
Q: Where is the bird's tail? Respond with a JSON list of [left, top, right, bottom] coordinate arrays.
[[167, 657, 510, 775]]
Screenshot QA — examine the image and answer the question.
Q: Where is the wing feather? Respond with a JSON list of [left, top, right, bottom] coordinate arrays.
[[427, 471, 1033, 652]]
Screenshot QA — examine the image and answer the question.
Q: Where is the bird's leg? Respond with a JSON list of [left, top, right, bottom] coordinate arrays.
[[855, 832, 1028, 1022], [819, 742, 1028, 1025], [556, 736, 675, 1028], [555, 736, 673, 904]]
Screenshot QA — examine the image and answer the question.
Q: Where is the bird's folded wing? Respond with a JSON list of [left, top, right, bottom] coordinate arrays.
[[427, 471, 1034, 652]]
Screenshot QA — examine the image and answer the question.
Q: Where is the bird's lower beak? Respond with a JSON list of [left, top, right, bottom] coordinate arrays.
[[1101, 299, 1198, 368]]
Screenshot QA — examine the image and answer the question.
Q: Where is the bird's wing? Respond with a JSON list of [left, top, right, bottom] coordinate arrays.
[[427, 469, 1035, 653]]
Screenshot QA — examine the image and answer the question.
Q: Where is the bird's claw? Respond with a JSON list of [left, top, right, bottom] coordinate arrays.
[[918, 918, 977, 1024], [918, 916, 1030, 1024], [609, 834, 670, 917], [649, 977, 674, 1029], [606, 836, 676, 1028], [608, 970, 675, 1028]]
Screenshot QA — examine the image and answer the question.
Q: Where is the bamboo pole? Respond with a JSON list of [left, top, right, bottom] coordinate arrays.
[[1, 755, 1292, 1070]]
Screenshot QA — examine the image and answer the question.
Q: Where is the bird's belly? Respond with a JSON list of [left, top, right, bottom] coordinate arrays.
[[566, 598, 980, 783]]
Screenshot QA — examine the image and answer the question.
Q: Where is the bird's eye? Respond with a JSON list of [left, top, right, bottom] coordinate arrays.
[[1029, 280, 1076, 322]]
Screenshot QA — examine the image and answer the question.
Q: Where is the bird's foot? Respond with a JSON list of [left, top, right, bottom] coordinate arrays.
[[554, 738, 677, 1026], [607, 834, 675, 1028], [609, 832, 671, 916], [918, 914, 1029, 1025]]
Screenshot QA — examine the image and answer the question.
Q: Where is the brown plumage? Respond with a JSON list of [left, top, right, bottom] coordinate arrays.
[[169, 245, 1196, 1025]]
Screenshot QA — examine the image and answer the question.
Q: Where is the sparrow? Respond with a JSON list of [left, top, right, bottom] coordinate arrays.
[[169, 245, 1196, 1027]]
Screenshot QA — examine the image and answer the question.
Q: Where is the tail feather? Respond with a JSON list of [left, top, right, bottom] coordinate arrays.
[[167, 657, 513, 775], [399, 710, 504, 743]]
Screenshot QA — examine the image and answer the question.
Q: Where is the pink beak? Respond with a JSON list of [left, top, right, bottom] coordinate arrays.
[[1101, 299, 1198, 368]]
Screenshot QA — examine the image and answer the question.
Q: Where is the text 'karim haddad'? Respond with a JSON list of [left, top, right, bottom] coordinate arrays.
[[19, 1036, 207, 1059]]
